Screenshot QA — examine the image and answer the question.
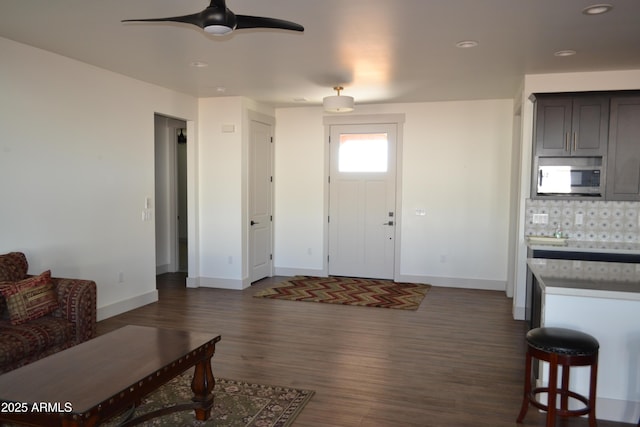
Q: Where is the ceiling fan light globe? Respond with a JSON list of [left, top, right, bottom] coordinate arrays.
[[204, 25, 234, 35]]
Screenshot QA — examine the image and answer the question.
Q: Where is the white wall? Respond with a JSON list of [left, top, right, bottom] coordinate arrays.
[[0, 37, 198, 320], [274, 107, 327, 275], [196, 97, 244, 287], [275, 100, 514, 290], [193, 97, 275, 289], [512, 69, 640, 319]]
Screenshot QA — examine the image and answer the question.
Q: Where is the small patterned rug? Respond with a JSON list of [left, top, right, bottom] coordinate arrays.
[[254, 276, 430, 310], [104, 372, 314, 427]]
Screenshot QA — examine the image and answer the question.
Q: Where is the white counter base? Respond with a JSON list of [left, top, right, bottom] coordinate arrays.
[[529, 258, 640, 423]]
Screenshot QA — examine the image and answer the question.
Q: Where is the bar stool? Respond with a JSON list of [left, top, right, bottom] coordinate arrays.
[[516, 327, 599, 427]]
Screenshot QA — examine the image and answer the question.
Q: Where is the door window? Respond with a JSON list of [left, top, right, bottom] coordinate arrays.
[[338, 133, 388, 172]]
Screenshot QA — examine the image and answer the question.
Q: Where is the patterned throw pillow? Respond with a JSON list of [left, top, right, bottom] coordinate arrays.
[[0, 270, 59, 325], [0, 252, 29, 282]]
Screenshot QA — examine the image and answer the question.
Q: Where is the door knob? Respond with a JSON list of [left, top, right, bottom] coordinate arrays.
[[383, 221, 394, 226], [251, 220, 259, 226]]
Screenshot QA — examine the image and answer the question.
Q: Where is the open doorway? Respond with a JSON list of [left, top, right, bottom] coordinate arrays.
[[154, 114, 188, 287], [176, 127, 188, 272]]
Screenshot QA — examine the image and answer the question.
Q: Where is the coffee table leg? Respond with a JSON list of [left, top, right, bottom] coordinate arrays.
[[191, 345, 215, 421]]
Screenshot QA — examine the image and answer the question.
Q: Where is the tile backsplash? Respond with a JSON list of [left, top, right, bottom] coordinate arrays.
[[525, 199, 640, 242]]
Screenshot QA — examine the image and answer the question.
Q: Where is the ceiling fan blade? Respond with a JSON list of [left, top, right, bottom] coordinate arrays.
[[122, 12, 205, 29], [236, 15, 304, 32]]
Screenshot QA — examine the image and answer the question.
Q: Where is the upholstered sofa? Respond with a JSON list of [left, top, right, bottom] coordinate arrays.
[[0, 252, 97, 374]]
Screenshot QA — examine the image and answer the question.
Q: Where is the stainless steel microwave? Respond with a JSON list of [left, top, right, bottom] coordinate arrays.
[[536, 157, 603, 196]]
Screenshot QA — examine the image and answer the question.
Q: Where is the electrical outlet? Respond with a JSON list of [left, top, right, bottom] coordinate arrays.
[[532, 214, 548, 224], [575, 213, 584, 225]]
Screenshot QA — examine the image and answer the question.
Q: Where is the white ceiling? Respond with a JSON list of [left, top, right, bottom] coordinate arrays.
[[1, 0, 639, 108]]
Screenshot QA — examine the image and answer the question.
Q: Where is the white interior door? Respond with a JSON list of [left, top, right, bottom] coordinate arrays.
[[329, 123, 397, 279], [249, 119, 273, 282]]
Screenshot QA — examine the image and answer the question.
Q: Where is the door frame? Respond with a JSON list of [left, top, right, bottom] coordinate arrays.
[[323, 113, 405, 280]]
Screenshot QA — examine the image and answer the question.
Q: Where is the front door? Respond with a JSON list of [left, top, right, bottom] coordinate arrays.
[[328, 123, 397, 279], [249, 119, 273, 282]]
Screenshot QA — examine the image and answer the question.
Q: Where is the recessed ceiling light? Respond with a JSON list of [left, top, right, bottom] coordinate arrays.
[[190, 61, 209, 68], [554, 50, 577, 57], [582, 4, 613, 15], [455, 40, 479, 48], [216, 87, 226, 93]]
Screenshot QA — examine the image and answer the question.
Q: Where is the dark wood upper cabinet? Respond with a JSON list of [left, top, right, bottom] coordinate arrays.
[[534, 94, 609, 157], [605, 95, 640, 200]]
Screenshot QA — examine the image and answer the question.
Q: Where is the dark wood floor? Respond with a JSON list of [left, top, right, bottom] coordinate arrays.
[[97, 273, 634, 427]]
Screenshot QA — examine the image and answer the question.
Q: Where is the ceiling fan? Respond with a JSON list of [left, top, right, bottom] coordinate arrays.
[[122, 0, 304, 36]]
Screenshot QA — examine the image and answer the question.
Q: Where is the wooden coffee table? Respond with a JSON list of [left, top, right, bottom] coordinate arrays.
[[0, 325, 221, 426]]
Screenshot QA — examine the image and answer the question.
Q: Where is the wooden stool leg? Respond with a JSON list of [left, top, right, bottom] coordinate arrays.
[[517, 349, 533, 423], [560, 363, 570, 411], [588, 357, 598, 427], [547, 354, 558, 427]]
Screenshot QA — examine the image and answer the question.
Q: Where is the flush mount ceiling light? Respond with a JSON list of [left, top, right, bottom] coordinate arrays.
[[582, 4, 613, 15], [323, 86, 354, 113]]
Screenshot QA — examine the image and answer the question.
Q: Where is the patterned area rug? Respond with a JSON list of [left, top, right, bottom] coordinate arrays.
[[104, 372, 314, 427], [254, 276, 430, 310]]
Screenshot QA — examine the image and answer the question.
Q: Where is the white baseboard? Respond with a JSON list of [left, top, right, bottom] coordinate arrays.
[[397, 274, 506, 291], [97, 290, 158, 321], [597, 396, 640, 424], [156, 264, 170, 275], [535, 370, 640, 423], [274, 267, 326, 277], [513, 304, 526, 320], [186, 276, 199, 288], [186, 276, 250, 290]]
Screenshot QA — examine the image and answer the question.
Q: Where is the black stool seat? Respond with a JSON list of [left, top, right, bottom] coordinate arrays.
[[527, 327, 599, 356], [517, 327, 600, 427]]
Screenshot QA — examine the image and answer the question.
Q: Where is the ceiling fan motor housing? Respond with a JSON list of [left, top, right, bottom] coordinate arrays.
[[203, 7, 237, 34]]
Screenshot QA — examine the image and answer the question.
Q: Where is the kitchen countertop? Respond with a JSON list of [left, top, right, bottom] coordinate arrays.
[[527, 258, 640, 300], [527, 237, 640, 254]]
